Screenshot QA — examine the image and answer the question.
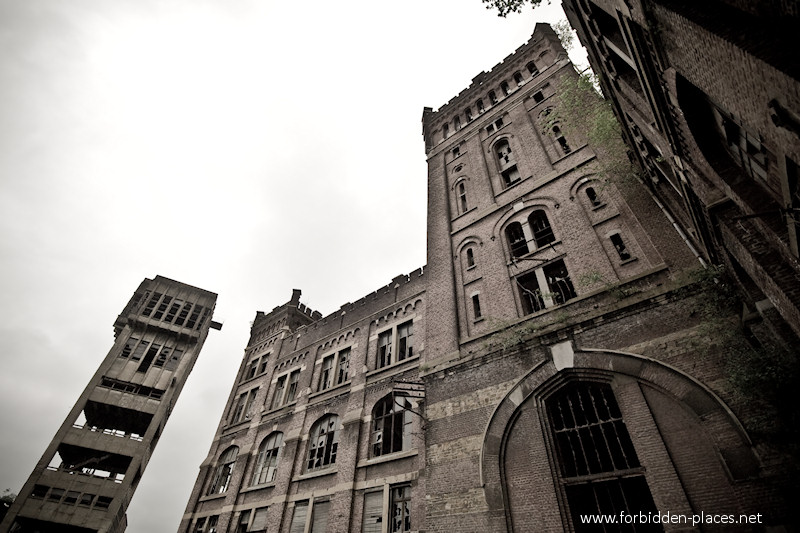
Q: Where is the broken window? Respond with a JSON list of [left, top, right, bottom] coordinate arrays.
[[506, 222, 529, 258], [529, 210, 555, 248], [307, 415, 339, 471], [270, 369, 300, 409], [517, 271, 545, 315], [543, 260, 577, 305], [48, 443, 132, 483], [390, 485, 412, 533], [372, 394, 413, 458], [252, 432, 283, 485], [99, 376, 165, 399], [208, 446, 238, 495], [546, 381, 659, 529], [397, 321, 413, 361], [378, 329, 393, 368], [526, 61, 539, 76], [501, 81, 511, 96], [489, 90, 498, 104], [610, 233, 632, 261], [552, 125, 571, 155], [319, 348, 350, 391], [513, 71, 524, 86], [476, 99, 485, 113], [74, 400, 152, 441]]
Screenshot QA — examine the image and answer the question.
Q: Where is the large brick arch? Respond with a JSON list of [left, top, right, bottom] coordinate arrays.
[[479, 346, 757, 529]]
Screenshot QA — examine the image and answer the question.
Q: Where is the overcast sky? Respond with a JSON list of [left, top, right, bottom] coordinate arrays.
[[0, 1, 586, 530]]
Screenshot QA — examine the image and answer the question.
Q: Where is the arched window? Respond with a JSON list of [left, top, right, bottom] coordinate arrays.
[[208, 446, 238, 494], [526, 61, 539, 76], [454, 116, 461, 131], [528, 210, 555, 248], [442, 123, 449, 139], [458, 182, 468, 214], [307, 415, 339, 471], [552, 125, 571, 154], [251, 432, 283, 485], [501, 81, 511, 96], [495, 140, 513, 165], [489, 90, 498, 105], [476, 99, 485, 113], [465, 108, 473, 122], [586, 186, 601, 207], [513, 71, 524, 86], [466, 248, 475, 268], [546, 381, 659, 524], [506, 222, 529, 258], [610, 233, 631, 261], [372, 395, 413, 457]]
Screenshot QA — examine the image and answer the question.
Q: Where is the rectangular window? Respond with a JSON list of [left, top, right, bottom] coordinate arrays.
[[289, 501, 309, 533], [137, 343, 162, 373], [251, 507, 269, 532], [310, 499, 330, 533], [363, 491, 383, 533], [286, 370, 300, 403], [336, 348, 350, 384], [246, 359, 259, 380], [390, 485, 412, 532], [543, 260, 577, 305], [194, 518, 206, 533], [164, 299, 183, 323], [237, 510, 251, 533], [63, 491, 80, 505], [271, 369, 300, 408], [319, 355, 334, 390], [142, 292, 161, 317], [153, 295, 172, 320], [517, 271, 545, 315], [270, 375, 287, 409], [397, 322, 413, 361], [501, 165, 521, 187], [472, 294, 482, 320], [378, 330, 393, 368], [207, 516, 218, 533]]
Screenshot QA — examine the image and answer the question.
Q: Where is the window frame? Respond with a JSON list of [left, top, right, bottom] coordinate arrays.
[[317, 347, 351, 391], [270, 368, 301, 409], [208, 446, 238, 495], [515, 258, 576, 315], [251, 432, 283, 486], [306, 415, 340, 472], [362, 484, 413, 533], [545, 380, 660, 531], [375, 319, 415, 370], [371, 394, 413, 458]]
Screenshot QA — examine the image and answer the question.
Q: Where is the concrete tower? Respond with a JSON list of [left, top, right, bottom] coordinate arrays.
[[2, 276, 219, 533]]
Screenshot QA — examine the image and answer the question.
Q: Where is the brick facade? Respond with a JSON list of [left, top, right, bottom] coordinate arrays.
[[181, 19, 794, 533]]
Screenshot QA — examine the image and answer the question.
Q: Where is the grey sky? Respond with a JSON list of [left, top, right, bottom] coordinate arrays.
[[0, 1, 586, 530]]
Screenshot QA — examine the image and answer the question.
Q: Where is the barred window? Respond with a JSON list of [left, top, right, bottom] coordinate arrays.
[[547, 381, 661, 531]]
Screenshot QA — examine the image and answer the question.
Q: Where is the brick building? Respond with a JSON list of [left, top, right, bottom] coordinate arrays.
[[2, 276, 219, 533], [560, 0, 800, 345], [180, 22, 793, 533]]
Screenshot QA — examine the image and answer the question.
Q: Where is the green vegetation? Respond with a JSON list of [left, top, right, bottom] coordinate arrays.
[[684, 266, 799, 454], [481, 0, 543, 17], [545, 71, 638, 186]]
